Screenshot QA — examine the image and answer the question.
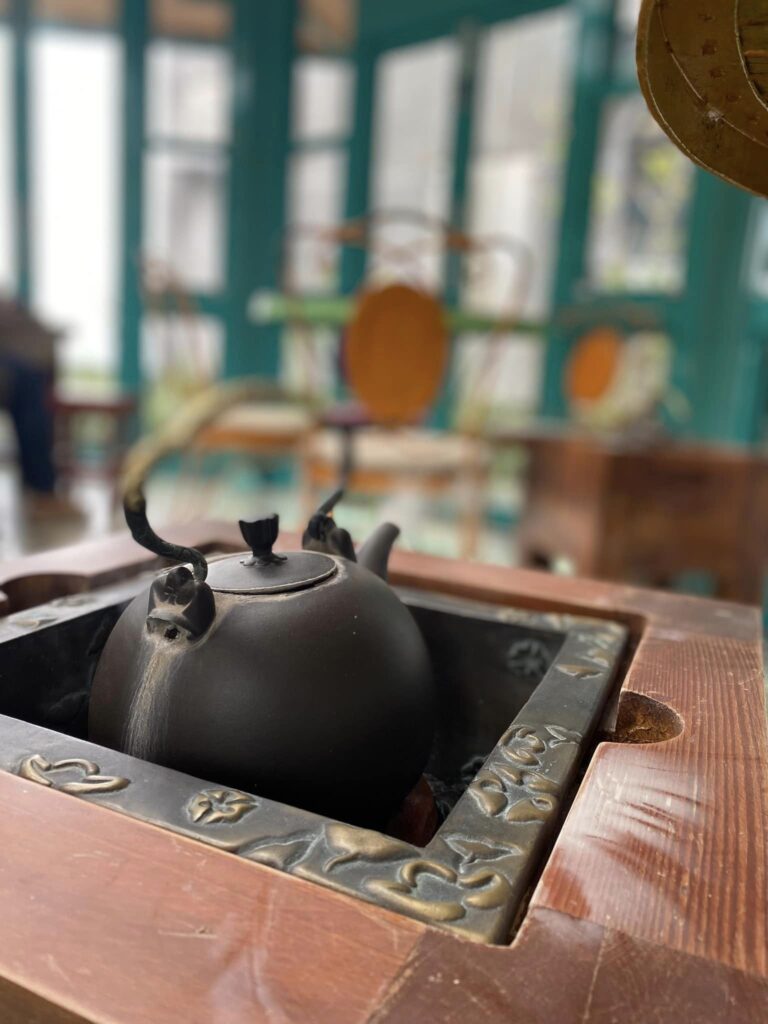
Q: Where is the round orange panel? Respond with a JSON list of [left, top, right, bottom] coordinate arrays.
[[565, 327, 623, 403], [344, 284, 448, 424]]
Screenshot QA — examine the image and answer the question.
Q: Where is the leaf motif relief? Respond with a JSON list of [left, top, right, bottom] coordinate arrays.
[[468, 747, 560, 827], [240, 831, 317, 871], [493, 762, 525, 786], [504, 792, 559, 824], [573, 630, 616, 651], [322, 823, 412, 871], [494, 763, 559, 795], [18, 754, 129, 795], [459, 869, 513, 910], [586, 649, 610, 668], [500, 725, 546, 757], [468, 770, 508, 816], [443, 835, 523, 866], [557, 663, 602, 680], [366, 878, 466, 923], [502, 745, 541, 766], [545, 725, 582, 748], [365, 858, 511, 924], [366, 858, 466, 923], [186, 788, 258, 825]]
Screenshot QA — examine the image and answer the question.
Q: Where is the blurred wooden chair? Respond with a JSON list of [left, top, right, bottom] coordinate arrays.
[[140, 260, 313, 518], [299, 280, 489, 559], [170, 210, 531, 554], [169, 394, 314, 520], [289, 210, 539, 559], [53, 390, 138, 510]]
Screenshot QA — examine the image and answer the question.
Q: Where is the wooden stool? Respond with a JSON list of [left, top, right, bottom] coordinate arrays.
[[302, 423, 490, 561], [170, 400, 313, 519], [53, 391, 137, 505]]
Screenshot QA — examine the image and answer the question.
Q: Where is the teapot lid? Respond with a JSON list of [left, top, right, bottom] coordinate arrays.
[[206, 515, 337, 595]]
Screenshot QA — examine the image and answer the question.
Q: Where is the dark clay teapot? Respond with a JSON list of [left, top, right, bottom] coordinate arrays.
[[88, 385, 435, 828]]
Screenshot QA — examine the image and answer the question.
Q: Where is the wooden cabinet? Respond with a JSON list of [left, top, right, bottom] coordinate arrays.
[[506, 433, 768, 603]]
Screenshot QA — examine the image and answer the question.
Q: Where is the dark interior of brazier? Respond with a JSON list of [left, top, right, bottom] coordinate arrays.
[[403, 591, 563, 825], [0, 575, 570, 842]]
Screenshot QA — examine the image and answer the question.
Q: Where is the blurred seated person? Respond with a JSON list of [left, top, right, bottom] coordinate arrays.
[[0, 297, 80, 520]]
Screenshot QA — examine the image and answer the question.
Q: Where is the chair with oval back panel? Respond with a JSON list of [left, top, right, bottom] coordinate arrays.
[[294, 211, 534, 560]]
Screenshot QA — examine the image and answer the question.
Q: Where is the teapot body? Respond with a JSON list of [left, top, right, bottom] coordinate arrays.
[[89, 555, 434, 827]]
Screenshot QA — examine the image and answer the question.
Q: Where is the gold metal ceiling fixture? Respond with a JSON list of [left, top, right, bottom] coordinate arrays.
[[637, 0, 768, 198]]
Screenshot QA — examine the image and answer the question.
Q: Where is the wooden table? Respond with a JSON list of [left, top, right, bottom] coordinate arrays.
[[498, 430, 768, 604], [0, 526, 766, 1022], [53, 391, 138, 506]]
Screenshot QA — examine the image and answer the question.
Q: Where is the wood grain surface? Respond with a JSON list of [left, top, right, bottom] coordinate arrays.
[[0, 525, 765, 1022], [0, 773, 423, 1024]]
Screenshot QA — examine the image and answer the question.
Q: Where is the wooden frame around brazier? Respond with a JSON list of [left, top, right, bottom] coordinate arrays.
[[0, 522, 765, 1023]]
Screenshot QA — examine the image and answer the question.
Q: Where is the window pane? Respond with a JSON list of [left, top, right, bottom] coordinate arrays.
[[614, 0, 641, 81], [588, 94, 693, 293], [281, 325, 337, 401], [31, 31, 121, 381], [452, 333, 545, 428], [141, 313, 223, 427], [141, 313, 223, 382], [144, 148, 227, 292], [747, 200, 768, 299], [370, 39, 458, 289], [467, 10, 575, 318], [147, 41, 231, 144], [287, 148, 347, 292], [292, 57, 353, 142], [617, 0, 642, 32], [0, 26, 14, 293]]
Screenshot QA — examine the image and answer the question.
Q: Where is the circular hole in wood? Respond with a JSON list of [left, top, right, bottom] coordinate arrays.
[[610, 691, 683, 745]]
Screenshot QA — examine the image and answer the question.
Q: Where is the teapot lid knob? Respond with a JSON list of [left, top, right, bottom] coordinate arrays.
[[205, 514, 337, 593], [239, 514, 286, 566]]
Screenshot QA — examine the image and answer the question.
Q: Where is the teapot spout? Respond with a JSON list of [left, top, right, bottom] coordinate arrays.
[[357, 523, 400, 582]]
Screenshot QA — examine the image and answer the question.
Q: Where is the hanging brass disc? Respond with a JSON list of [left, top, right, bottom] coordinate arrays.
[[344, 284, 448, 424], [637, 0, 768, 198]]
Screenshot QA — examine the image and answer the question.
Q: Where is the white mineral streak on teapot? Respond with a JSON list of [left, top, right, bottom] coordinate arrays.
[[124, 640, 174, 759]]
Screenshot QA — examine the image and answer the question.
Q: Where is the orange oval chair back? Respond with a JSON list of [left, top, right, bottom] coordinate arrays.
[[565, 326, 624, 405], [343, 283, 449, 425]]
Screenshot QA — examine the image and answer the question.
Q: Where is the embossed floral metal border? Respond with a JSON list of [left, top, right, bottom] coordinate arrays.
[[0, 590, 626, 945]]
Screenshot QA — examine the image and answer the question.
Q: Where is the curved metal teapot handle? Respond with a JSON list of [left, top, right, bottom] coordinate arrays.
[[121, 379, 301, 582]]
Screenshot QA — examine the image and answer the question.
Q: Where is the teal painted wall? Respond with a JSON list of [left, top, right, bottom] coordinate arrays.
[[225, 0, 296, 379], [540, 0, 615, 419], [118, 0, 147, 393], [10, 0, 31, 302], [675, 172, 756, 442]]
